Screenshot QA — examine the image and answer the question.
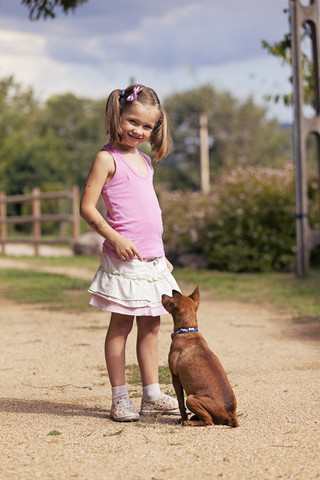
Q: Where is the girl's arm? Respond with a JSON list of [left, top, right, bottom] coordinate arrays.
[[80, 151, 143, 261]]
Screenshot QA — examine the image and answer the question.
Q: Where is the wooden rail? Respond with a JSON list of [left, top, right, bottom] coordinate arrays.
[[0, 186, 80, 255]]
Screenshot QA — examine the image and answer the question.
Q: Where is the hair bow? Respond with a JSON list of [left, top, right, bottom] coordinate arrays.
[[126, 86, 143, 101]]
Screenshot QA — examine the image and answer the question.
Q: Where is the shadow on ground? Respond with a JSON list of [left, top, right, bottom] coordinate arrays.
[[0, 398, 179, 425]]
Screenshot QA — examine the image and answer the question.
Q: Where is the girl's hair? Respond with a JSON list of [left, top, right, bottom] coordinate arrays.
[[105, 84, 172, 161]]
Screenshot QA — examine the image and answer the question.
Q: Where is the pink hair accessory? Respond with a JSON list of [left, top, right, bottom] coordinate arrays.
[[126, 86, 143, 101]]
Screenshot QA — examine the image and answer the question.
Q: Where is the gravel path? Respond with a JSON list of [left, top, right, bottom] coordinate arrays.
[[0, 258, 319, 480]]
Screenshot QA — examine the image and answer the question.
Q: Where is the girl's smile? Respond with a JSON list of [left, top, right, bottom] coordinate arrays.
[[119, 102, 160, 149]]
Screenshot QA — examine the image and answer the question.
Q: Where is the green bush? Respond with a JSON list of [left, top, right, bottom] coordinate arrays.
[[160, 164, 314, 272]]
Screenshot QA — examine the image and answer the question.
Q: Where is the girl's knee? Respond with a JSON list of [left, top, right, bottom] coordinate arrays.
[[108, 313, 134, 337], [136, 315, 160, 335]]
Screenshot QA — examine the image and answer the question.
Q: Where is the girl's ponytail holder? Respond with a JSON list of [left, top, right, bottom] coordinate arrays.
[[126, 86, 143, 102]]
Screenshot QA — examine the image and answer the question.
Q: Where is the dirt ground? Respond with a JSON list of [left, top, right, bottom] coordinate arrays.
[[0, 255, 319, 480]]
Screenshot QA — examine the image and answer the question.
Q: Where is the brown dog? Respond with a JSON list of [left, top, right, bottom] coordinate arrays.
[[162, 286, 239, 427]]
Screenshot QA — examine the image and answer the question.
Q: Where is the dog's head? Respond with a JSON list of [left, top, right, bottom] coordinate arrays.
[[162, 286, 200, 329]]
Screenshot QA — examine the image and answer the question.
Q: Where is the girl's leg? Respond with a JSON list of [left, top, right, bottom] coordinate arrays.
[[136, 315, 161, 386], [106, 313, 140, 422], [105, 312, 134, 387], [137, 315, 180, 416]]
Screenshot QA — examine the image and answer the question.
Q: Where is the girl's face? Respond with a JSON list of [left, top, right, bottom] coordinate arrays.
[[119, 102, 160, 148]]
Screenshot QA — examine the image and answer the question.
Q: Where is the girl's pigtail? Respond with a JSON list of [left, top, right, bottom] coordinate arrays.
[[150, 106, 172, 162], [105, 89, 124, 145]]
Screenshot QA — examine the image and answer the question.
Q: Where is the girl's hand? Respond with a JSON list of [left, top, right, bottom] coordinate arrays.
[[165, 257, 174, 272], [113, 234, 143, 262]]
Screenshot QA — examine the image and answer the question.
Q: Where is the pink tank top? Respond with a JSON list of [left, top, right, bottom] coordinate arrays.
[[100, 145, 165, 259]]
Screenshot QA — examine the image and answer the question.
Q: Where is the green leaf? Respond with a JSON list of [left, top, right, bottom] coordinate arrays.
[[47, 430, 61, 436]]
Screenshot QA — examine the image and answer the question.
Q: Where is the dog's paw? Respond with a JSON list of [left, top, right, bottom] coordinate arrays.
[[176, 416, 188, 425], [183, 419, 214, 427], [182, 419, 197, 426]]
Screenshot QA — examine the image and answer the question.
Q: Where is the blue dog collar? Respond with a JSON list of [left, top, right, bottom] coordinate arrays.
[[171, 327, 199, 340]]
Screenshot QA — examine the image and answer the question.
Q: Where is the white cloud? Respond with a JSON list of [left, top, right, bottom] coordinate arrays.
[[0, 0, 292, 121], [0, 30, 45, 56], [142, 4, 200, 28]]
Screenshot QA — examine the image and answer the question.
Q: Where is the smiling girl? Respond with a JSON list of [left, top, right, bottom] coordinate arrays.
[[80, 84, 180, 422]]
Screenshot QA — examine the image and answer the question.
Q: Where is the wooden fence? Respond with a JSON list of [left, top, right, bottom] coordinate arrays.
[[0, 186, 80, 255]]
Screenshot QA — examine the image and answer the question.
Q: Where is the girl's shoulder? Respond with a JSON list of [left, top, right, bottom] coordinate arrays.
[[94, 148, 115, 168], [100, 144, 123, 164], [92, 149, 116, 184]]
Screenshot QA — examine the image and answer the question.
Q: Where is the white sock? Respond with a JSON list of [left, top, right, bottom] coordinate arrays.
[[142, 383, 161, 402], [112, 385, 129, 403]]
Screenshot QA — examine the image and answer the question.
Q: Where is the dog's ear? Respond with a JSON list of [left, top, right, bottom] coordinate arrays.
[[189, 285, 200, 309], [172, 290, 182, 297], [161, 293, 173, 311]]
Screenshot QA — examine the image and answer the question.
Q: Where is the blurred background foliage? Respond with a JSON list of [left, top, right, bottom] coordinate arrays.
[[0, 75, 319, 271], [160, 164, 316, 272]]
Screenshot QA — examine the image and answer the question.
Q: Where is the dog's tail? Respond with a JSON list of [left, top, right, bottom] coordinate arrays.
[[226, 412, 239, 428]]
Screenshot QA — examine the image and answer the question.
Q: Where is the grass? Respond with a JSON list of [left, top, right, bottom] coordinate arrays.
[[126, 364, 172, 385], [126, 363, 175, 397], [0, 268, 91, 311], [0, 255, 319, 321], [9, 254, 99, 269], [174, 268, 320, 322]]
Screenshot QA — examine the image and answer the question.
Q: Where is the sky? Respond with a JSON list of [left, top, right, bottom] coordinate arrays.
[[0, 0, 294, 123]]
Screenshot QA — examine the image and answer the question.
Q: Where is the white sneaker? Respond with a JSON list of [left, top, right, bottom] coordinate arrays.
[[110, 396, 140, 422], [140, 392, 180, 415]]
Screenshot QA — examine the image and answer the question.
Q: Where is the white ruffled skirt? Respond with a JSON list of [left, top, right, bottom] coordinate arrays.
[[88, 253, 180, 317]]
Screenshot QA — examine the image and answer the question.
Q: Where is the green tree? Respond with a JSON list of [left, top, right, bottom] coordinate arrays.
[[0, 129, 66, 195], [160, 84, 291, 190], [21, 0, 88, 20], [40, 93, 105, 187], [0, 76, 44, 194], [0, 77, 68, 225], [0, 76, 40, 149], [0, 77, 105, 197]]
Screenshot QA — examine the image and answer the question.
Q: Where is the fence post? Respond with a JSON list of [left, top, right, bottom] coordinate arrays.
[[32, 188, 41, 255], [72, 185, 80, 243], [0, 191, 7, 255], [199, 113, 210, 194]]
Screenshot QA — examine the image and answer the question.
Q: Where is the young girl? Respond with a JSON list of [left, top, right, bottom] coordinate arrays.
[[80, 84, 181, 422]]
